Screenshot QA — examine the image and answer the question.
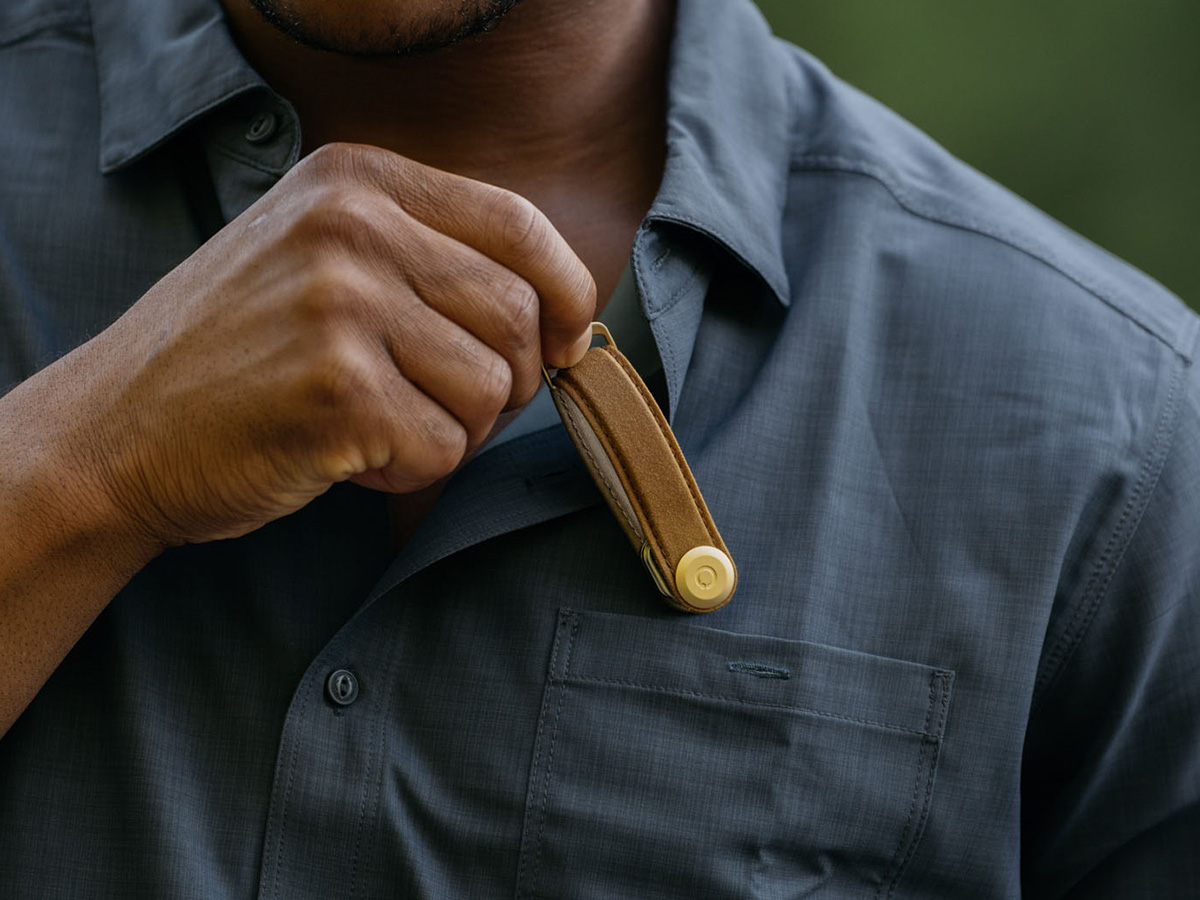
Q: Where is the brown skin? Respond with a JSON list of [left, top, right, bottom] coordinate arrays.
[[0, 0, 673, 736], [221, 0, 671, 302]]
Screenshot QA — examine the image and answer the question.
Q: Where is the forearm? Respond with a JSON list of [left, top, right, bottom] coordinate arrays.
[[0, 360, 162, 738]]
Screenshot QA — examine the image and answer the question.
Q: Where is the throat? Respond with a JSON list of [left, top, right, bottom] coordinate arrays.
[[221, 0, 673, 298]]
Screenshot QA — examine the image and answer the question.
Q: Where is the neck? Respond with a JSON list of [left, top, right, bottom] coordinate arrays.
[[220, 0, 674, 302]]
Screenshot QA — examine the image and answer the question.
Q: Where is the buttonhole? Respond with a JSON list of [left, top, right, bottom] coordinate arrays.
[[525, 468, 571, 491], [652, 249, 672, 271], [727, 661, 790, 680]]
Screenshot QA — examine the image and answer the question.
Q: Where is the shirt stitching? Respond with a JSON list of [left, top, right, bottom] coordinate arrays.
[[790, 153, 1194, 362], [0, 11, 85, 48], [346, 622, 408, 900], [515, 611, 573, 897], [524, 614, 577, 900], [208, 139, 296, 178], [878, 673, 937, 897], [345, 689, 374, 900], [642, 216, 769, 312], [515, 682, 554, 895], [1031, 353, 1189, 708], [269, 673, 311, 898], [555, 673, 943, 737], [99, 81, 266, 174], [880, 671, 951, 898]]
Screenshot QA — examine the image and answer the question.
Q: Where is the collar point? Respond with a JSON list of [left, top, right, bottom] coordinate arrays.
[[97, 144, 133, 176]]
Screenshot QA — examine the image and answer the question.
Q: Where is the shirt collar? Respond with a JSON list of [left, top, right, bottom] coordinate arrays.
[[89, 0, 265, 173], [90, 0, 793, 304], [649, 0, 794, 307]]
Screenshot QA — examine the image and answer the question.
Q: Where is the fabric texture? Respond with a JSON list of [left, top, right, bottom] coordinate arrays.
[[1, 0, 1199, 897]]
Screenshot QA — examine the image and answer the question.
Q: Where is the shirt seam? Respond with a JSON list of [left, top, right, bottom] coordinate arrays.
[[1029, 350, 1191, 710], [100, 80, 267, 174], [0, 11, 86, 48], [789, 153, 1195, 362], [556, 673, 940, 737], [208, 138, 297, 178], [345, 623, 406, 900], [643, 214, 783, 309]]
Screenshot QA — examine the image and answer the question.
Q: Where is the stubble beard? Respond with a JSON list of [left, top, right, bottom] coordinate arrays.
[[246, 0, 526, 57]]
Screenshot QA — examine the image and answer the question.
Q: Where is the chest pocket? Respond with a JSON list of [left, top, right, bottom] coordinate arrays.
[[515, 609, 954, 899]]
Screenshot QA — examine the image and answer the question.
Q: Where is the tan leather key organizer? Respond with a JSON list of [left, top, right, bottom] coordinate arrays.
[[544, 323, 737, 613]]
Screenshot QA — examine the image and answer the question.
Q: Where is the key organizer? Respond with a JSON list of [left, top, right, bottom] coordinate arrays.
[[544, 324, 737, 613]]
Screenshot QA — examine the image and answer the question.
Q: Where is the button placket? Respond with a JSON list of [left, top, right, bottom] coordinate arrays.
[[201, 95, 301, 221]]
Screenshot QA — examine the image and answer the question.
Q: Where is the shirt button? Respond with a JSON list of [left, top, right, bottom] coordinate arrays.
[[245, 111, 278, 144], [326, 669, 359, 707]]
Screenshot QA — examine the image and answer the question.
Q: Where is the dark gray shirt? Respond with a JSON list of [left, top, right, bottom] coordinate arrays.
[[2, 0, 1199, 897]]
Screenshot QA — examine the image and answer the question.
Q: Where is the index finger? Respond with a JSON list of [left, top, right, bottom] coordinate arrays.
[[357, 146, 597, 368]]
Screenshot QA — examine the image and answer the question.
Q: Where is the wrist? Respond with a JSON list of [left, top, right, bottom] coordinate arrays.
[[0, 356, 167, 582], [0, 363, 166, 737]]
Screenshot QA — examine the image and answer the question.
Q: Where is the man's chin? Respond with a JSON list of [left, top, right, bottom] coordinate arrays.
[[245, 0, 524, 58]]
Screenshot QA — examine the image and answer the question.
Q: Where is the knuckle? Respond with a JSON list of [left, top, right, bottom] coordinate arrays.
[[299, 142, 383, 184], [295, 143, 354, 185], [474, 351, 514, 413], [417, 414, 467, 478], [485, 189, 546, 261], [493, 274, 540, 351], [293, 185, 376, 244], [294, 260, 367, 327], [304, 337, 375, 408], [320, 441, 372, 482], [286, 187, 405, 273]]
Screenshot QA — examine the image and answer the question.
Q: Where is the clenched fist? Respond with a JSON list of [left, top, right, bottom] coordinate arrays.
[[26, 142, 597, 548]]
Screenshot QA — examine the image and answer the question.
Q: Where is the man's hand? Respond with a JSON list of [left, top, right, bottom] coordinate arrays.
[[43, 142, 596, 547], [0, 142, 596, 735]]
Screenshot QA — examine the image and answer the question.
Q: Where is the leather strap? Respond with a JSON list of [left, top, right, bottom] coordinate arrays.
[[547, 324, 737, 613]]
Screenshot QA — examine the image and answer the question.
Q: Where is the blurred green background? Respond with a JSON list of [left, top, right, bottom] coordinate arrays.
[[753, 0, 1200, 310]]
